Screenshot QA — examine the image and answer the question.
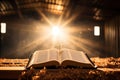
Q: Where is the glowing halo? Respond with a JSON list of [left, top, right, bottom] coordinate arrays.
[[52, 26, 61, 37]]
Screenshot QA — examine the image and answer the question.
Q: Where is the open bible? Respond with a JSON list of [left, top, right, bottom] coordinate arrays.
[[26, 48, 96, 69]]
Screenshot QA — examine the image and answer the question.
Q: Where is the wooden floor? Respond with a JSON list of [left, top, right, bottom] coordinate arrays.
[[20, 68, 120, 80], [0, 67, 25, 80], [0, 67, 25, 70], [98, 68, 120, 71], [0, 57, 119, 79], [0, 67, 120, 80]]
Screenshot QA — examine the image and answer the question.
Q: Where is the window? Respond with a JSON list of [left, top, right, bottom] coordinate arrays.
[[1, 23, 6, 33], [94, 26, 100, 36]]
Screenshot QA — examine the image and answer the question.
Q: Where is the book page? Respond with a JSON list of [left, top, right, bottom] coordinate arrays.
[[27, 48, 59, 68], [61, 48, 95, 68], [68, 49, 91, 64], [48, 48, 59, 62], [60, 48, 72, 63]]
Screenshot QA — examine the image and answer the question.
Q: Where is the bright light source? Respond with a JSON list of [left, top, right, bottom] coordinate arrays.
[[51, 25, 68, 45], [1, 23, 6, 33], [94, 26, 100, 36], [52, 26, 61, 37]]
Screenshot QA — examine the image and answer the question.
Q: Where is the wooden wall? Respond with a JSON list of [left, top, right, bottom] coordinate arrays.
[[105, 16, 120, 57]]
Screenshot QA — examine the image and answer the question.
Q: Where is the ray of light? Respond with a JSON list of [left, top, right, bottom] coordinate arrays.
[[68, 35, 101, 56], [69, 38, 92, 54], [69, 35, 101, 49], [13, 33, 51, 56], [36, 8, 53, 26], [57, 15, 63, 25], [61, 11, 80, 28], [7, 7, 102, 58], [61, 15, 78, 27]]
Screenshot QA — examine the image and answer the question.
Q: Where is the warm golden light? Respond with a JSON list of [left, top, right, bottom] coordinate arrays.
[[52, 26, 61, 37], [51, 25, 69, 46], [56, 5, 63, 11], [19, 9, 100, 56]]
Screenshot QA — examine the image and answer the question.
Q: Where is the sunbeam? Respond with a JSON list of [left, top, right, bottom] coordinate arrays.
[[4, 8, 102, 58], [70, 35, 101, 49], [67, 34, 101, 56], [36, 8, 53, 26], [62, 14, 78, 28]]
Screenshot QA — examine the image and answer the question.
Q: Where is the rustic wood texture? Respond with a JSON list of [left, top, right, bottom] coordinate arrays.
[[105, 16, 120, 57]]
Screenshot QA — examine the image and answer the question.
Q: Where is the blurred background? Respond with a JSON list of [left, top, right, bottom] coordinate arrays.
[[0, 0, 120, 58]]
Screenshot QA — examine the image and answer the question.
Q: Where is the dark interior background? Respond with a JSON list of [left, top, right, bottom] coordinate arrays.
[[0, 0, 120, 58]]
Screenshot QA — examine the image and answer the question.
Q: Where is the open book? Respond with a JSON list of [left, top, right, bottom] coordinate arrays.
[[26, 48, 96, 69]]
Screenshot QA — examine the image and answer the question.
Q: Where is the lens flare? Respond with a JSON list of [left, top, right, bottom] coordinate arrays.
[[52, 26, 61, 37]]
